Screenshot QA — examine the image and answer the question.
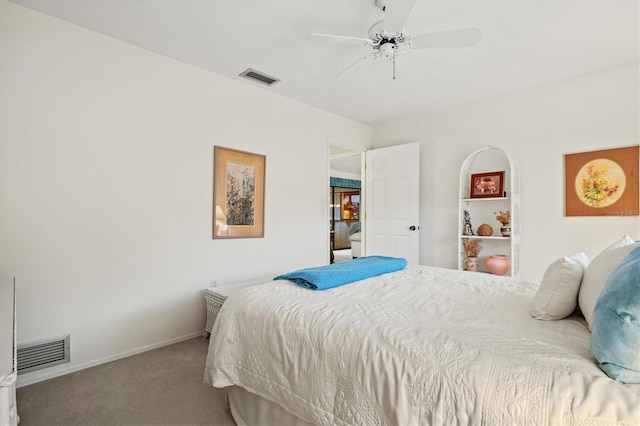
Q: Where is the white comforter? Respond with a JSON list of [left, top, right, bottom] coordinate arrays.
[[204, 265, 640, 425]]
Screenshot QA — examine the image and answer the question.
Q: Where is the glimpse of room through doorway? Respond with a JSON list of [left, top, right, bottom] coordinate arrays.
[[329, 143, 363, 263]]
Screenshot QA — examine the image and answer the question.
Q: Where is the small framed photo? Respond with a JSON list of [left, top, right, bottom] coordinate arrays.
[[470, 171, 505, 198], [213, 146, 266, 239]]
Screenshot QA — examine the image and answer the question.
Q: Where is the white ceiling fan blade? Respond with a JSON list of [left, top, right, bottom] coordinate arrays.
[[381, 0, 417, 34], [306, 33, 373, 46], [333, 53, 376, 79], [411, 27, 482, 49], [402, 51, 427, 73]]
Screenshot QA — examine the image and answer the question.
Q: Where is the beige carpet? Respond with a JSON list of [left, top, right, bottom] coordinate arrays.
[[16, 337, 234, 426]]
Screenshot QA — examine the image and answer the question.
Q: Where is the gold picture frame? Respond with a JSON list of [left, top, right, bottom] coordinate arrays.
[[213, 146, 266, 238], [564, 145, 639, 217]]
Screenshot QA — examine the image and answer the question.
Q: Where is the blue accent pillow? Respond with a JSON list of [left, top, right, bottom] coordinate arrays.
[[590, 246, 640, 383]]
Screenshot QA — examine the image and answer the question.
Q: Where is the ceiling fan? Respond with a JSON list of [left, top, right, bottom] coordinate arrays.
[[307, 0, 482, 79]]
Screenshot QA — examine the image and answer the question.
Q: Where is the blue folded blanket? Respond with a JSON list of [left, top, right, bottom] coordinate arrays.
[[274, 256, 408, 290]]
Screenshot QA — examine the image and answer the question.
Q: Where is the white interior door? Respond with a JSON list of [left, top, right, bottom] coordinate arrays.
[[365, 142, 420, 263]]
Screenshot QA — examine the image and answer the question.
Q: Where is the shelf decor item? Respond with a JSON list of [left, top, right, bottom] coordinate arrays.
[[477, 224, 493, 236], [470, 171, 505, 199], [464, 256, 479, 272], [494, 210, 511, 237], [462, 238, 482, 257], [462, 210, 474, 236], [485, 254, 511, 276], [462, 239, 482, 272], [213, 146, 266, 239]]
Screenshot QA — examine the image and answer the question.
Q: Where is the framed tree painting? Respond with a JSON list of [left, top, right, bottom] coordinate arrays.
[[213, 146, 266, 238], [564, 145, 639, 216]]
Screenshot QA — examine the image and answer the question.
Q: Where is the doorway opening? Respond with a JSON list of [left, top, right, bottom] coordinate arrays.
[[329, 143, 364, 263]]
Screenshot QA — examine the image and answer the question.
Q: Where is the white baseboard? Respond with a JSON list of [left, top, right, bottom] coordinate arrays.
[[16, 330, 205, 388]]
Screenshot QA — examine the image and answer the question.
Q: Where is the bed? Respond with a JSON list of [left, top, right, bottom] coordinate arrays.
[[204, 261, 639, 425]]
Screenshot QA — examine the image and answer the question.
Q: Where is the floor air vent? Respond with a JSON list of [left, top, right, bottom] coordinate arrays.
[[17, 335, 70, 374], [239, 68, 280, 86]]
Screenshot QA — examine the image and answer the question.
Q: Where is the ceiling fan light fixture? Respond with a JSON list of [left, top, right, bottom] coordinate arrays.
[[378, 42, 396, 59]]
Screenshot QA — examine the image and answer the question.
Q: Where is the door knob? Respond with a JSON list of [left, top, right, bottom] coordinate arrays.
[[409, 225, 419, 231]]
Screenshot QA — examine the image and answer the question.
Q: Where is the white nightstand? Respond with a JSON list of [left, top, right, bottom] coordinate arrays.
[[204, 277, 272, 335]]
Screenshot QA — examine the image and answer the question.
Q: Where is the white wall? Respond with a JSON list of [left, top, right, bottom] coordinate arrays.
[[0, 2, 371, 385], [373, 62, 640, 280]]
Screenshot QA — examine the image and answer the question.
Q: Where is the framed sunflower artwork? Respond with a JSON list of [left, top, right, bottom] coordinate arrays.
[[564, 145, 639, 217]]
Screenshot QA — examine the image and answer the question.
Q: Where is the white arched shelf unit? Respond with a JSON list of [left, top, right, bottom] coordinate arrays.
[[458, 146, 521, 277]]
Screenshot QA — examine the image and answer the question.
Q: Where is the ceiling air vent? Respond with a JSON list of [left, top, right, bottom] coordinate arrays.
[[239, 68, 280, 86]]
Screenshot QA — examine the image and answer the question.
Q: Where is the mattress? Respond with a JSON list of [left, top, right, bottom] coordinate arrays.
[[204, 265, 640, 425]]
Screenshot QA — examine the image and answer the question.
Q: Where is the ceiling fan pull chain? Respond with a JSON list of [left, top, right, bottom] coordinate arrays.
[[393, 46, 396, 80]]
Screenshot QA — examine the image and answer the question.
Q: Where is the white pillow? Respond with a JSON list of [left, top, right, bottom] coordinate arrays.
[[607, 234, 635, 249], [531, 252, 588, 320], [579, 235, 639, 331]]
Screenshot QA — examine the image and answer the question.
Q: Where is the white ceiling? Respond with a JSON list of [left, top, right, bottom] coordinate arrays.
[[10, 0, 640, 125], [331, 154, 362, 176]]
